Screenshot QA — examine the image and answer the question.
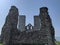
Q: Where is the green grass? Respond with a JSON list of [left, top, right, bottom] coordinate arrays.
[[55, 41, 60, 45], [0, 42, 3, 45], [0, 44, 2, 45], [0, 44, 3, 45]]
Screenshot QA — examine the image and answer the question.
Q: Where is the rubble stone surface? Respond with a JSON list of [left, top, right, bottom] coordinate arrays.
[[1, 6, 55, 45]]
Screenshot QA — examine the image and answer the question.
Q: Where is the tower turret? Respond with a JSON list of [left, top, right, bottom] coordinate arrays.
[[39, 7, 55, 45], [1, 6, 19, 45]]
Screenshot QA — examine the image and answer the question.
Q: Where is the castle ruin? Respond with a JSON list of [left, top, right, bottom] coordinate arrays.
[[1, 6, 55, 45]]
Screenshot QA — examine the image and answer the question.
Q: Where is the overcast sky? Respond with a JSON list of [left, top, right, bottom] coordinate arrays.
[[0, 0, 60, 37]]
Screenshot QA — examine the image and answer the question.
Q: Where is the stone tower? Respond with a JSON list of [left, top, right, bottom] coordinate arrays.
[[1, 6, 19, 45], [34, 16, 40, 30], [39, 7, 55, 45], [18, 15, 26, 31]]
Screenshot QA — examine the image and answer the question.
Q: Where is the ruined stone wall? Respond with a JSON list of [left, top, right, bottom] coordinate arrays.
[[1, 6, 55, 45], [1, 6, 19, 45], [39, 7, 55, 45]]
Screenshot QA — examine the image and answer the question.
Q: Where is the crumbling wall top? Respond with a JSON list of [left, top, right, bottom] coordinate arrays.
[[40, 7, 48, 13]]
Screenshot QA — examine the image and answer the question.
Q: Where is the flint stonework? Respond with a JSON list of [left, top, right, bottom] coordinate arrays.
[[1, 6, 55, 45]]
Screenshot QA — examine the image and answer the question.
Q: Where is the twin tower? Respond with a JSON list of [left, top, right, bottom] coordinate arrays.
[[18, 14, 40, 32], [18, 7, 47, 32]]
